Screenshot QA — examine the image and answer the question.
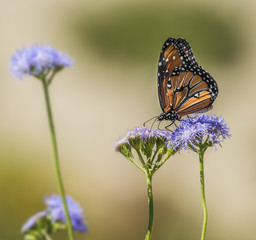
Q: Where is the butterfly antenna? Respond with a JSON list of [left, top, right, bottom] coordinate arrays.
[[143, 115, 158, 127], [150, 117, 158, 130]]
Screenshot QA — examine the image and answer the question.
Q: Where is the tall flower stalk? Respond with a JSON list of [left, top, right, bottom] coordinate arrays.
[[40, 74, 74, 240], [11, 45, 75, 240], [170, 114, 231, 240], [115, 128, 175, 240], [198, 147, 207, 240]]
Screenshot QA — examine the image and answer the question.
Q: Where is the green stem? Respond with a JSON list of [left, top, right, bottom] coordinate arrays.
[[41, 77, 75, 240], [199, 149, 208, 240], [127, 156, 145, 173], [47, 70, 57, 86], [135, 149, 146, 166], [145, 172, 154, 240], [152, 148, 175, 174], [42, 231, 52, 240], [149, 150, 158, 165]]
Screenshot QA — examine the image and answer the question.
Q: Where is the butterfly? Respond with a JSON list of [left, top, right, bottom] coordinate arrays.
[[156, 37, 218, 128]]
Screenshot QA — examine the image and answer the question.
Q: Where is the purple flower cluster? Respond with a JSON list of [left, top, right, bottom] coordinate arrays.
[[21, 211, 46, 233], [126, 127, 171, 140], [10, 44, 73, 79], [45, 194, 87, 232], [115, 127, 175, 173], [21, 194, 87, 233], [115, 127, 171, 152], [169, 114, 231, 151]]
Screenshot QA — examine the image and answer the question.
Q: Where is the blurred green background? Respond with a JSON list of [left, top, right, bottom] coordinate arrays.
[[1, 0, 256, 239]]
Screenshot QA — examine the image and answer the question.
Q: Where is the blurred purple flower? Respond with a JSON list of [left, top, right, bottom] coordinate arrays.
[[10, 44, 73, 79], [169, 114, 231, 151], [21, 211, 47, 233], [45, 194, 87, 232]]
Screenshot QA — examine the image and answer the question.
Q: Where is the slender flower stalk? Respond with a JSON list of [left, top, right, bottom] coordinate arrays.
[[145, 172, 153, 240], [115, 128, 175, 240], [169, 114, 231, 240], [41, 76, 74, 240], [198, 148, 207, 240], [43, 233, 52, 240], [11, 44, 76, 240]]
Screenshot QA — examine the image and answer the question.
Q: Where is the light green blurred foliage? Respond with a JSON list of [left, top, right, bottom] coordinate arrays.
[[71, 3, 243, 68]]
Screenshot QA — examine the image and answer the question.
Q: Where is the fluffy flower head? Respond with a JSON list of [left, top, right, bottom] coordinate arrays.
[[10, 44, 73, 79], [115, 127, 171, 151], [115, 127, 174, 165], [21, 211, 47, 233], [125, 127, 171, 142], [169, 114, 231, 151], [114, 137, 129, 151], [45, 194, 87, 232]]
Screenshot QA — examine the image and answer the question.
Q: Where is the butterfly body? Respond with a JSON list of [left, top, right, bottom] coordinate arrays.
[[157, 37, 218, 125]]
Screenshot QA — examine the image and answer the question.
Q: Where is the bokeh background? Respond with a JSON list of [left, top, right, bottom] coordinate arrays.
[[1, 0, 256, 239]]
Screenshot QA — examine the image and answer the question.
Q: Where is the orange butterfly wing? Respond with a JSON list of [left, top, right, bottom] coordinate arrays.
[[157, 39, 183, 113], [157, 38, 218, 119]]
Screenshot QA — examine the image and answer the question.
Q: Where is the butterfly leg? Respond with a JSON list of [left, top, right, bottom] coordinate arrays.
[[164, 122, 174, 132], [157, 120, 162, 130]]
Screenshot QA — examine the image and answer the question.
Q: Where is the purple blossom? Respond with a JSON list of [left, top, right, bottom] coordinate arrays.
[[45, 194, 87, 232], [115, 127, 173, 159], [125, 127, 171, 142], [115, 127, 172, 152], [114, 137, 129, 152], [10, 44, 73, 79], [21, 211, 47, 233], [169, 114, 231, 151]]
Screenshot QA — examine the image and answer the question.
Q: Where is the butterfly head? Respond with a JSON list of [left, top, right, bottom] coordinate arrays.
[[157, 111, 181, 122]]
